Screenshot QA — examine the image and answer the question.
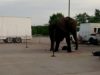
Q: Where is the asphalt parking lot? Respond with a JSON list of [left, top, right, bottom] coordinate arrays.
[[0, 37, 100, 75]]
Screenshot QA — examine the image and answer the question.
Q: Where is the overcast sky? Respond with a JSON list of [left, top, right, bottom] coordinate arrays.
[[0, 0, 99, 25]]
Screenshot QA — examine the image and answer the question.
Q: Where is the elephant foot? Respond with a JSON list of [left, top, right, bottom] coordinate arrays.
[[75, 48, 78, 50], [67, 48, 72, 53], [54, 50, 59, 52], [50, 49, 59, 52], [66, 47, 72, 53], [50, 48, 54, 51], [54, 51, 58, 52], [54, 49, 59, 52], [50, 49, 52, 51], [67, 50, 72, 53]]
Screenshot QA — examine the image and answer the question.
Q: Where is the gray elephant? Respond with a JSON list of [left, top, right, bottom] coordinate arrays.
[[49, 16, 78, 52]]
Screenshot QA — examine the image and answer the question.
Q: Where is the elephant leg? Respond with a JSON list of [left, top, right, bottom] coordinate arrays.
[[65, 35, 72, 52], [50, 40, 55, 51], [72, 32, 78, 50], [55, 40, 60, 52], [49, 30, 55, 51]]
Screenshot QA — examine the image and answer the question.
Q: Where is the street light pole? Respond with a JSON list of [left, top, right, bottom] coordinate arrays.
[[68, 0, 70, 17]]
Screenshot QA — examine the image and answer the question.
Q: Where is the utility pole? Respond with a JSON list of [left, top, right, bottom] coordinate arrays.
[[68, 0, 70, 17]]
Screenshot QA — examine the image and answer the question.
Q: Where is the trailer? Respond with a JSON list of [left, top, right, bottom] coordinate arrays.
[[79, 23, 100, 44], [0, 16, 32, 43]]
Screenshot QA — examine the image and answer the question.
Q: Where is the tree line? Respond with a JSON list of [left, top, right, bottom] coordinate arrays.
[[32, 9, 100, 36], [32, 25, 49, 36], [75, 9, 100, 24]]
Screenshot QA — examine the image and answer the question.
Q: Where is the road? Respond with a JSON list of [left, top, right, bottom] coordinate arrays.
[[0, 37, 100, 75]]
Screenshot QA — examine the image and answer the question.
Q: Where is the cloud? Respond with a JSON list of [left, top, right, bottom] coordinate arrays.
[[0, 0, 99, 25], [0, 0, 67, 25]]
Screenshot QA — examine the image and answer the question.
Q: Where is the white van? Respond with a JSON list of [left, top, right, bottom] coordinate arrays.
[[79, 23, 100, 44]]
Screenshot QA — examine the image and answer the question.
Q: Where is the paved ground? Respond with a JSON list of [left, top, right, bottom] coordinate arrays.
[[0, 37, 100, 75]]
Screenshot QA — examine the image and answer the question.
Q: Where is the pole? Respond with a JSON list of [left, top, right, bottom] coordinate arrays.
[[26, 35, 28, 48], [68, 0, 70, 17]]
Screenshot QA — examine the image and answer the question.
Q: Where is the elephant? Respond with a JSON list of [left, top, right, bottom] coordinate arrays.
[[49, 17, 78, 52]]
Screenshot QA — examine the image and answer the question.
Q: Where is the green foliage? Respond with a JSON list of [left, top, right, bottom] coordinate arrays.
[[95, 9, 100, 17], [32, 26, 49, 36], [49, 13, 64, 25], [75, 9, 100, 24], [32, 13, 64, 36], [93, 9, 100, 23], [88, 9, 100, 23], [75, 12, 90, 23]]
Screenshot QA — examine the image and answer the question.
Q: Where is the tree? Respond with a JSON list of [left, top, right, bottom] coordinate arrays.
[[49, 13, 64, 25], [75, 9, 100, 23], [95, 9, 100, 17], [75, 12, 90, 24], [32, 26, 49, 36], [88, 9, 100, 23], [93, 9, 100, 23]]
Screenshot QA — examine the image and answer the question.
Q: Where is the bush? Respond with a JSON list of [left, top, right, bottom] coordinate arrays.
[[32, 26, 49, 36]]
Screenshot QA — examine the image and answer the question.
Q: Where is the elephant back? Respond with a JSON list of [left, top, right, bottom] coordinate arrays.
[[64, 17, 77, 31]]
